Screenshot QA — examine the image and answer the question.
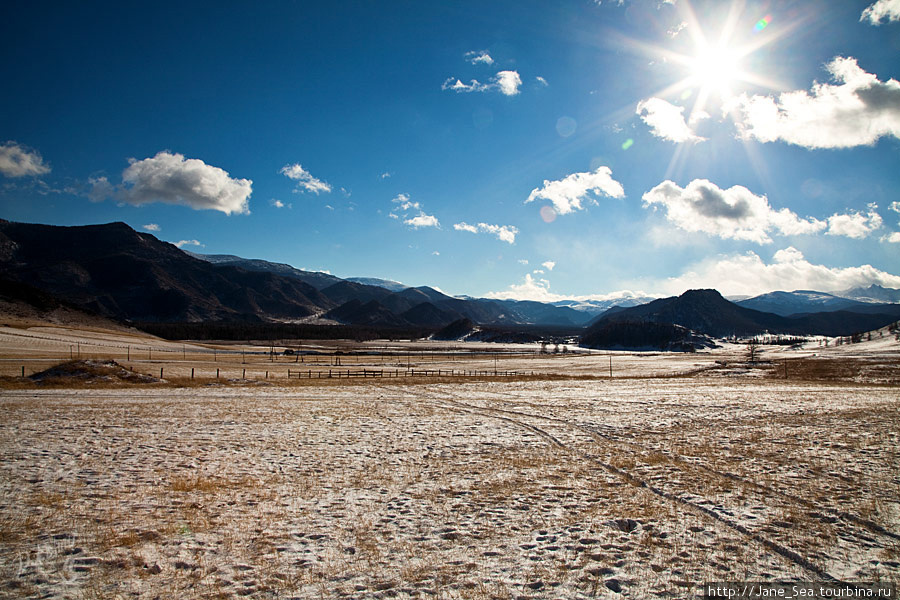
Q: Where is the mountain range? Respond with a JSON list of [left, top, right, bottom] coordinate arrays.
[[1, 219, 898, 340], [0, 220, 591, 327], [587, 289, 900, 339]]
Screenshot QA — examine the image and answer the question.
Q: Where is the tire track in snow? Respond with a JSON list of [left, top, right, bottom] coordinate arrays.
[[411, 386, 849, 584]]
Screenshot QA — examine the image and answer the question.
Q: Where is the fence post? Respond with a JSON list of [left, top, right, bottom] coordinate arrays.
[[242, 368, 246, 379], [216, 368, 219, 379], [160, 367, 163, 379], [191, 368, 194, 379]]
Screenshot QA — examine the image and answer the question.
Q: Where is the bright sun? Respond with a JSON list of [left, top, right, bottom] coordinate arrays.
[[689, 44, 741, 96]]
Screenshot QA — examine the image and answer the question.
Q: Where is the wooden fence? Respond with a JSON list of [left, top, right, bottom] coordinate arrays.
[[286, 368, 529, 379]]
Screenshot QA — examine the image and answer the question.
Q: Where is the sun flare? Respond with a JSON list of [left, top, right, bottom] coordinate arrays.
[[689, 43, 741, 96]]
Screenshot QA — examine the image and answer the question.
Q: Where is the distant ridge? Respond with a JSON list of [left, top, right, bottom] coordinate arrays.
[[3, 219, 898, 336], [346, 277, 408, 292], [590, 289, 900, 337], [0, 220, 597, 328], [191, 253, 343, 290]]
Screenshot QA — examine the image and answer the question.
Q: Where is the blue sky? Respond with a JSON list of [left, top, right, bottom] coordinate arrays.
[[2, 0, 899, 300]]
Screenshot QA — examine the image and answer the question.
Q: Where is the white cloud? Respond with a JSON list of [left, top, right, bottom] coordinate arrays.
[[174, 239, 204, 249], [405, 214, 440, 229], [861, 0, 900, 24], [486, 274, 655, 303], [380, 172, 392, 179], [536, 76, 548, 87], [518, 259, 529, 265], [727, 57, 900, 149], [642, 179, 826, 244], [526, 166, 625, 215], [889, 201, 900, 214], [0, 141, 50, 177], [432, 251, 440, 256], [650, 247, 900, 296], [391, 193, 440, 229], [636, 98, 704, 143], [883, 232, 900, 243], [442, 70, 522, 96], [667, 21, 688, 37], [486, 274, 558, 302], [495, 71, 522, 96], [442, 78, 489, 93], [542, 261, 556, 271], [91, 151, 252, 215], [281, 163, 331, 194], [454, 222, 518, 244], [465, 50, 494, 65], [826, 204, 883, 239], [270, 199, 292, 209], [142, 223, 161, 232]]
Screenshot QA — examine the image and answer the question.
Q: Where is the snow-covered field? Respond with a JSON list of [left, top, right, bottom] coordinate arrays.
[[1, 320, 898, 598], [1, 376, 898, 599]]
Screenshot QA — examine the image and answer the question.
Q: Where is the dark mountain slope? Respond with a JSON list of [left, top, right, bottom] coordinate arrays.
[[737, 290, 869, 316], [324, 299, 410, 328], [401, 302, 463, 327], [0, 220, 330, 322], [592, 289, 900, 337], [193, 253, 343, 290]]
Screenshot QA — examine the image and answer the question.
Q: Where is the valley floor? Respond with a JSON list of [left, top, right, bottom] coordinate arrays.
[[1, 377, 899, 599], [0, 320, 898, 598]]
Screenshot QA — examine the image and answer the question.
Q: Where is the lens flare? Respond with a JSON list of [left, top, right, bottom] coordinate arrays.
[[621, 138, 634, 150], [754, 15, 771, 32], [540, 205, 557, 223]]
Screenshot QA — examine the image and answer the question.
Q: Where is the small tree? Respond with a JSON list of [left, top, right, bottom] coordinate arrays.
[[747, 339, 759, 363]]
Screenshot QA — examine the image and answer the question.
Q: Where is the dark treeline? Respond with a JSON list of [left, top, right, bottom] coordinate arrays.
[[136, 322, 436, 342], [137, 321, 585, 344]]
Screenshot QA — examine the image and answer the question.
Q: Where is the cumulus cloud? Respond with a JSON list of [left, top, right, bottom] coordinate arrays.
[[142, 223, 161, 232], [636, 98, 704, 143], [495, 71, 522, 96], [642, 179, 826, 244], [406, 214, 440, 228], [526, 166, 625, 215], [281, 163, 331, 194], [861, 0, 900, 24], [542, 261, 556, 271], [465, 50, 494, 65], [0, 141, 51, 177], [486, 275, 655, 303], [174, 239, 204, 249], [390, 193, 440, 229], [727, 57, 900, 149], [486, 274, 558, 302], [652, 247, 900, 296], [453, 222, 518, 244], [90, 151, 252, 215], [826, 204, 883, 239], [883, 232, 900, 243], [442, 70, 522, 96]]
